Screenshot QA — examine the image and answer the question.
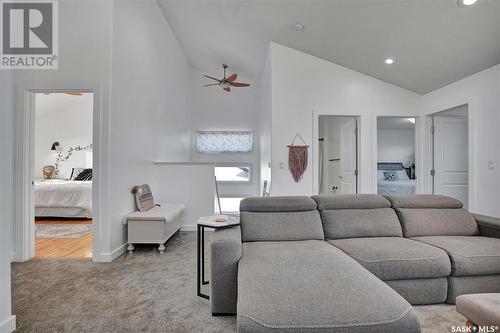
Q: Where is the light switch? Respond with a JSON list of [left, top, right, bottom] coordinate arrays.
[[488, 161, 495, 170], [279, 162, 285, 169]]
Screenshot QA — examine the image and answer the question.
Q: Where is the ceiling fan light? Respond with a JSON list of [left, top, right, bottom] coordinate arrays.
[[220, 82, 230, 89]]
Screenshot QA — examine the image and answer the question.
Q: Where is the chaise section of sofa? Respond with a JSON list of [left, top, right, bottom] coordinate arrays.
[[235, 196, 420, 333], [312, 194, 451, 305], [385, 194, 500, 304]]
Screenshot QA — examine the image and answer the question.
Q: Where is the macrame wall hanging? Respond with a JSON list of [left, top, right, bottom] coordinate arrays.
[[287, 133, 309, 183]]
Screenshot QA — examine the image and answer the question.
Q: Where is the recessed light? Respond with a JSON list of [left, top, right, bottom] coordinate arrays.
[[292, 23, 305, 32], [457, 0, 479, 7], [385, 58, 394, 65]]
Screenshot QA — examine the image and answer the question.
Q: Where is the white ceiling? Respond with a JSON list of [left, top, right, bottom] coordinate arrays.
[[157, 0, 500, 94], [35, 93, 93, 115], [378, 117, 416, 130]]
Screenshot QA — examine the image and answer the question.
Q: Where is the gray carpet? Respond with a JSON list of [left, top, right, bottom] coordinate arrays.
[[12, 232, 465, 333]]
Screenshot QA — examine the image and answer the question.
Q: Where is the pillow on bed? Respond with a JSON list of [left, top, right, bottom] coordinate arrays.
[[383, 171, 398, 181], [74, 168, 92, 181], [396, 170, 410, 180], [70, 168, 86, 180]]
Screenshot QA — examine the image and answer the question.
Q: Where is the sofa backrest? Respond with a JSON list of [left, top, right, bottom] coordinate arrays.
[[384, 195, 478, 237], [239, 196, 324, 242], [312, 194, 403, 239]]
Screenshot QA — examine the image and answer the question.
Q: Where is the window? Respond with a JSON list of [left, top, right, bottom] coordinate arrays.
[[197, 131, 253, 153], [215, 166, 251, 182]]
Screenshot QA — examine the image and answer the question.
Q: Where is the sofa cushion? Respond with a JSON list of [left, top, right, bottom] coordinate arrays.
[[411, 236, 500, 276], [384, 194, 463, 209], [329, 237, 451, 280], [320, 208, 403, 239], [240, 196, 317, 212], [240, 210, 324, 242], [395, 208, 478, 237], [312, 194, 391, 210], [237, 240, 420, 333]]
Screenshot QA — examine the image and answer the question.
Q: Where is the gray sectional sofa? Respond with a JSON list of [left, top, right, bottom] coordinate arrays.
[[209, 194, 500, 333]]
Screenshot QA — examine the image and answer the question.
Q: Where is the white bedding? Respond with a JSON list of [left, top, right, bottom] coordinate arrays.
[[34, 179, 92, 217], [377, 179, 416, 195]]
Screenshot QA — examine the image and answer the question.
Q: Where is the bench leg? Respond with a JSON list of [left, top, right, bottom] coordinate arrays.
[[127, 243, 134, 254], [158, 243, 166, 254]]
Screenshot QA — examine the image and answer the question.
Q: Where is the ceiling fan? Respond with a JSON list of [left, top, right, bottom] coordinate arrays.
[[203, 64, 250, 92]]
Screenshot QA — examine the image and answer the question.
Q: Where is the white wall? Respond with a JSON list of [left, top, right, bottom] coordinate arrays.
[[0, 72, 16, 333], [189, 69, 260, 198], [259, 50, 272, 195], [108, 0, 192, 253], [422, 64, 500, 216], [268, 43, 422, 196], [377, 129, 415, 165], [34, 93, 93, 179]]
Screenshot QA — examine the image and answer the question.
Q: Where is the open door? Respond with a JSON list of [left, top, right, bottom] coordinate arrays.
[[433, 115, 468, 208], [340, 118, 357, 194]]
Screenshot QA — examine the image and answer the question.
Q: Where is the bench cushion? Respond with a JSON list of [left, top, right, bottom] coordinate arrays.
[[126, 203, 185, 222], [329, 237, 450, 280], [395, 208, 478, 237], [237, 240, 420, 333], [411, 236, 500, 276]]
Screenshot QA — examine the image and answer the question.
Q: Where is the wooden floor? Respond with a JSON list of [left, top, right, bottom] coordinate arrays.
[[35, 219, 92, 260]]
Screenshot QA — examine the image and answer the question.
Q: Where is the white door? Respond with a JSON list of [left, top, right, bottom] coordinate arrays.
[[339, 118, 357, 194], [433, 116, 468, 208]]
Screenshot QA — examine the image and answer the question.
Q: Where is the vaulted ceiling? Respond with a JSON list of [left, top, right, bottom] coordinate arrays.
[[157, 0, 500, 94]]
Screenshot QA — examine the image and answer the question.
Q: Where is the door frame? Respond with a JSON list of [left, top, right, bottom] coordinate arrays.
[[14, 82, 105, 262], [426, 104, 473, 210], [312, 111, 360, 195], [373, 115, 420, 194]]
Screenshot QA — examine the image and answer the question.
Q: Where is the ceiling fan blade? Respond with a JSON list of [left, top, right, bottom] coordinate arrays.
[[223, 87, 231, 92], [203, 83, 219, 87], [66, 92, 83, 96], [229, 82, 250, 87], [203, 75, 221, 82], [226, 73, 238, 82]]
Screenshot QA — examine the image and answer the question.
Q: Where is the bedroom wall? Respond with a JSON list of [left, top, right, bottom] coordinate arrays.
[[259, 49, 272, 196], [377, 129, 415, 165], [189, 68, 260, 198], [34, 94, 93, 180], [108, 0, 192, 253], [0, 72, 16, 333], [421, 64, 500, 216], [268, 42, 422, 196]]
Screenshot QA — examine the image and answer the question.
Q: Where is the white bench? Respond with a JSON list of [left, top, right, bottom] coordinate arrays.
[[125, 203, 185, 253]]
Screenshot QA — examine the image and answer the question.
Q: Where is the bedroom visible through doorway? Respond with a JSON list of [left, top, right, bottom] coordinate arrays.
[[377, 117, 416, 195], [33, 92, 94, 259]]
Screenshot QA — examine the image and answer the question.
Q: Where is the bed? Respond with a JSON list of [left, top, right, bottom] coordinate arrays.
[[34, 179, 92, 218], [377, 162, 416, 195]]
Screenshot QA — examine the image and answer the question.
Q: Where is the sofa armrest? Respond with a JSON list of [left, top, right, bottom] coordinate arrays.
[[472, 213, 500, 238], [210, 226, 242, 315]]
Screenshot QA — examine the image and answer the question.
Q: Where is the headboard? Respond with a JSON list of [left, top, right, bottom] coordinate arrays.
[[377, 162, 411, 178]]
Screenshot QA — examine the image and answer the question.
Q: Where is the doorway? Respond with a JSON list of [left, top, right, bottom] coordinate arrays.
[[32, 92, 94, 259], [430, 105, 469, 209], [376, 117, 416, 195], [318, 116, 358, 195]]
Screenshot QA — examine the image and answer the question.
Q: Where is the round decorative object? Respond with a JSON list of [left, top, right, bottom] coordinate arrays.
[[42, 165, 55, 179]]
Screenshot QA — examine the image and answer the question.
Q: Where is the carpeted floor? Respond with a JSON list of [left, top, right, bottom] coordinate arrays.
[[12, 232, 465, 333]]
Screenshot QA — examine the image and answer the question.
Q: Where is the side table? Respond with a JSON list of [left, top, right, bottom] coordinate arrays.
[[197, 216, 240, 300]]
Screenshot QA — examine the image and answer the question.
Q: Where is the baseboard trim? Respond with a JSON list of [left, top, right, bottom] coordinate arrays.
[[96, 243, 127, 262], [0, 315, 16, 333]]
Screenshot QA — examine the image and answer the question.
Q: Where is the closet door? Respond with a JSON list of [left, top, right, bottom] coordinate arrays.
[[433, 116, 468, 208], [340, 118, 357, 194]]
